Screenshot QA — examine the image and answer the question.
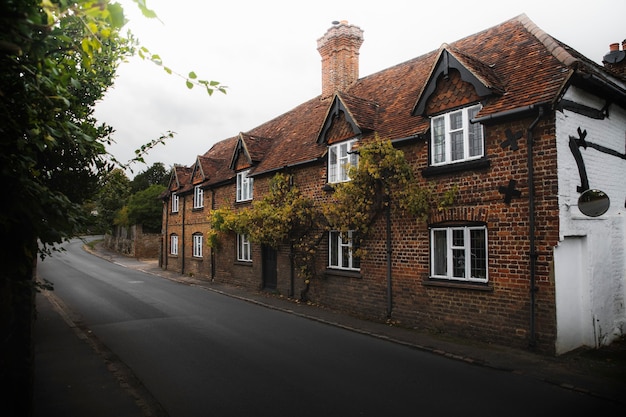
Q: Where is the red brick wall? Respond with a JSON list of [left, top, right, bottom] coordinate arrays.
[[161, 110, 560, 351], [305, 113, 559, 351]]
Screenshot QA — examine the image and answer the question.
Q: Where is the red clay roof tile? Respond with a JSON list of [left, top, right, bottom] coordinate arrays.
[[175, 14, 617, 182]]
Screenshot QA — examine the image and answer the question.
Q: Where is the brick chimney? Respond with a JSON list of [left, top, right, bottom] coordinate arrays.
[[317, 20, 364, 98], [602, 40, 626, 79]]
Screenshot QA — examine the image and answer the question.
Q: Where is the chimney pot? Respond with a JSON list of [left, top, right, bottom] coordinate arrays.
[[610, 43, 620, 52], [317, 22, 364, 98]]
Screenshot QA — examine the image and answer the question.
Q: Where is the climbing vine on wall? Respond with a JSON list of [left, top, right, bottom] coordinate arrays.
[[323, 136, 457, 256], [208, 138, 456, 292], [208, 173, 325, 284]]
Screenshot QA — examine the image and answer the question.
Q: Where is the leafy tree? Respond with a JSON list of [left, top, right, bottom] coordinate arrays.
[[127, 184, 167, 232], [96, 168, 132, 232], [1, 2, 132, 413], [0, 1, 224, 414], [130, 162, 169, 193]]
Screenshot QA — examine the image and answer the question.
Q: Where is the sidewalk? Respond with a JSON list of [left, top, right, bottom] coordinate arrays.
[[35, 242, 626, 416]]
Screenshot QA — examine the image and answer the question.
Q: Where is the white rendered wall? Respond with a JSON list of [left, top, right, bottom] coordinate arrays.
[[555, 85, 626, 354]]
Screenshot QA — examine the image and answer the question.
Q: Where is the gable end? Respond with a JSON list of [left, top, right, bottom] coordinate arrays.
[[413, 48, 499, 116], [317, 95, 361, 144]]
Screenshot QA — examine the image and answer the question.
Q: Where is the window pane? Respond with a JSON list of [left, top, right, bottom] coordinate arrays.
[[247, 176, 253, 200], [349, 150, 358, 170], [468, 106, 483, 157], [450, 131, 464, 161], [171, 235, 178, 255], [432, 117, 445, 163], [470, 229, 487, 278], [330, 232, 338, 267], [469, 123, 483, 157], [433, 230, 447, 276], [236, 174, 242, 201], [328, 146, 337, 183], [339, 143, 349, 181], [450, 111, 463, 130], [193, 235, 202, 257], [452, 229, 465, 278], [452, 248, 465, 277], [341, 244, 350, 268], [452, 229, 464, 246], [340, 143, 348, 158]]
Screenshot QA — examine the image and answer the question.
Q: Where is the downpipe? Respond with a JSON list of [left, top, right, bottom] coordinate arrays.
[[527, 107, 544, 348], [385, 193, 392, 319]]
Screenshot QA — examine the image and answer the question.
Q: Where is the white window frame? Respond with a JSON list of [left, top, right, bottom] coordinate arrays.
[[193, 186, 204, 209], [171, 193, 179, 213], [328, 139, 358, 184], [236, 170, 253, 202], [192, 233, 203, 258], [170, 234, 178, 255], [328, 230, 360, 271], [430, 225, 488, 282], [237, 234, 252, 262], [430, 104, 483, 166]]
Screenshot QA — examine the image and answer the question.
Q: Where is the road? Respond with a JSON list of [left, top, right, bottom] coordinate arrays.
[[36, 238, 621, 417]]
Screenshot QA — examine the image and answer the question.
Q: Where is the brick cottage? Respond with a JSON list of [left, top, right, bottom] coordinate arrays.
[[161, 15, 626, 354]]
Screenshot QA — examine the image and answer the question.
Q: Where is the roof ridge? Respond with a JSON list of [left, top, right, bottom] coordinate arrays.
[[517, 13, 578, 67]]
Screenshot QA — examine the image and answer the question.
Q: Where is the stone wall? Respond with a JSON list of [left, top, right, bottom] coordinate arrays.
[[105, 224, 161, 259]]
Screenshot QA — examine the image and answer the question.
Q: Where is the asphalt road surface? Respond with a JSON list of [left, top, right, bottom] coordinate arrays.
[[36, 238, 621, 417]]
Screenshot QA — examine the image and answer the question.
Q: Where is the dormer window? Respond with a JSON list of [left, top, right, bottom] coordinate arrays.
[[236, 170, 253, 202], [431, 104, 483, 166], [328, 139, 358, 183], [193, 186, 204, 209]]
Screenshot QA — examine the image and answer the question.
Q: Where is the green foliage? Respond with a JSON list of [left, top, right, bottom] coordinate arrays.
[[1, 0, 134, 252], [127, 184, 167, 232], [137, 47, 227, 95], [1, 0, 223, 253], [0, 2, 225, 412], [208, 174, 324, 282], [324, 137, 456, 253], [114, 205, 130, 227], [130, 162, 170, 193], [96, 168, 131, 232], [247, 174, 320, 247]]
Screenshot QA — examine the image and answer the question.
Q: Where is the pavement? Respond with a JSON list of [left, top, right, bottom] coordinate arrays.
[[33, 241, 626, 416]]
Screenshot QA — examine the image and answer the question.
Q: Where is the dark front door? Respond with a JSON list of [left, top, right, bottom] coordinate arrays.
[[262, 245, 277, 290]]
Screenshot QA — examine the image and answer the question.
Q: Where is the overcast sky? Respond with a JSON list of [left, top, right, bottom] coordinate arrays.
[[94, 0, 626, 177]]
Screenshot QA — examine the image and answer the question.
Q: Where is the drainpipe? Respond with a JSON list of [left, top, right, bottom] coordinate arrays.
[[385, 191, 393, 319], [163, 200, 169, 269], [527, 107, 544, 348], [181, 196, 186, 275], [289, 243, 295, 298], [473, 104, 548, 348], [211, 189, 216, 281]]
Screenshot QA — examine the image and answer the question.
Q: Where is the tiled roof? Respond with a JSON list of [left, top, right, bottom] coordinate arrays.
[[446, 46, 506, 94], [336, 92, 380, 132], [169, 165, 192, 193], [176, 14, 619, 183], [240, 133, 274, 163]]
